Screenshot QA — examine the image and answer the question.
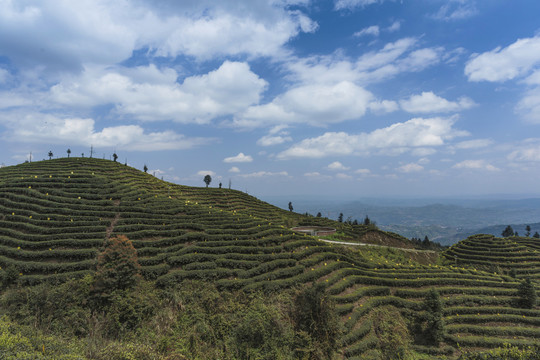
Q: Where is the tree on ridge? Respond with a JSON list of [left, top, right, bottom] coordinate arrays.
[[204, 174, 212, 187]]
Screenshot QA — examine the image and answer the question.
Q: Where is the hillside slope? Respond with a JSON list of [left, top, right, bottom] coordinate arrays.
[[0, 158, 538, 359]]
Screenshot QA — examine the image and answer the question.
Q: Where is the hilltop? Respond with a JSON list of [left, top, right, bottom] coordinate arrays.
[[0, 158, 538, 360]]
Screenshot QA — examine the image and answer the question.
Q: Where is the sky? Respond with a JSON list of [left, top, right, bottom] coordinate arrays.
[[2, 0, 540, 199]]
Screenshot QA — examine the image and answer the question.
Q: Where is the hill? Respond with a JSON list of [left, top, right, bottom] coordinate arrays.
[[0, 158, 539, 359]]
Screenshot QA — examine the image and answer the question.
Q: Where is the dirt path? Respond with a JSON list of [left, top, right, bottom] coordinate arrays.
[[319, 238, 436, 254], [106, 213, 121, 239]]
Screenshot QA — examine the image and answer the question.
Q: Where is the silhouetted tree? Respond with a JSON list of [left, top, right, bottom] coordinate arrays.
[[112, 153, 118, 162], [363, 215, 371, 226], [219, 182, 222, 188], [534, 232, 540, 239], [316, 212, 322, 218], [204, 174, 212, 187], [67, 148, 71, 158], [502, 225, 514, 237], [143, 164, 148, 173], [338, 213, 343, 223], [288, 202, 293, 212], [526, 225, 531, 237], [48, 151, 53, 160]]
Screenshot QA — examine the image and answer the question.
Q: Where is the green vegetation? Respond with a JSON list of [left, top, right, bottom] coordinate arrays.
[[0, 158, 538, 359]]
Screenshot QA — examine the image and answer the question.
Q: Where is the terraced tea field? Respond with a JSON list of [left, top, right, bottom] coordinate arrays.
[[0, 158, 538, 359]]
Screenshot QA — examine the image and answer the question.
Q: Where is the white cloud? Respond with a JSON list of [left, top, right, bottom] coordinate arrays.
[[197, 170, 216, 177], [239, 171, 288, 178], [0, 111, 210, 151], [354, 26, 379, 37], [327, 161, 350, 171], [432, 0, 478, 21], [0, 69, 10, 83], [335, 0, 385, 10], [455, 139, 493, 149], [515, 87, 540, 123], [51, 61, 267, 124], [368, 100, 399, 114], [387, 21, 401, 32], [335, 173, 352, 179], [400, 92, 475, 113], [235, 81, 374, 127], [508, 141, 540, 162], [524, 70, 540, 86], [355, 168, 371, 175], [0, 0, 318, 72], [229, 166, 241, 173], [453, 160, 499, 171], [465, 35, 540, 82], [224, 152, 253, 163], [287, 38, 444, 86], [397, 163, 424, 173], [277, 117, 468, 159], [411, 148, 437, 157], [257, 125, 292, 146]]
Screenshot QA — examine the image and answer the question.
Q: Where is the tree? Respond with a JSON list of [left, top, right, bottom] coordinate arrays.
[[143, 164, 148, 173], [422, 288, 445, 345], [67, 148, 71, 158], [363, 215, 371, 226], [502, 225, 514, 238], [112, 153, 118, 162], [338, 213, 343, 223], [92, 235, 141, 296], [48, 151, 53, 160], [204, 174, 212, 187], [219, 182, 222, 189], [534, 232, 540, 239], [292, 283, 341, 359], [288, 202, 293, 212], [316, 212, 322, 218], [517, 277, 537, 309], [422, 236, 430, 248], [526, 225, 531, 237]]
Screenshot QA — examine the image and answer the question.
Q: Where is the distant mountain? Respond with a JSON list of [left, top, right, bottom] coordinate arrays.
[[265, 196, 540, 245]]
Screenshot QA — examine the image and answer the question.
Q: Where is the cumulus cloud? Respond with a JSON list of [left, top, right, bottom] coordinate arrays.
[[432, 0, 478, 21], [465, 35, 540, 82], [0, 111, 210, 151], [387, 21, 401, 32], [287, 38, 444, 86], [355, 168, 371, 175], [515, 87, 540, 123], [197, 170, 216, 177], [400, 92, 475, 113], [223, 152, 253, 163], [508, 141, 540, 161], [257, 125, 292, 146], [335, 0, 385, 10], [238, 171, 288, 178], [327, 161, 350, 171], [229, 166, 241, 173], [50, 61, 267, 124], [0, 0, 318, 72], [235, 81, 374, 127], [277, 117, 468, 159], [354, 25, 379, 37], [453, 160, 499, 171], [454, 139, 493, 149], [397, 163, 424, 173]]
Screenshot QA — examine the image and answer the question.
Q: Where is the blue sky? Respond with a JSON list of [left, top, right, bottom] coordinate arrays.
[[1, 0, 540, 198]]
